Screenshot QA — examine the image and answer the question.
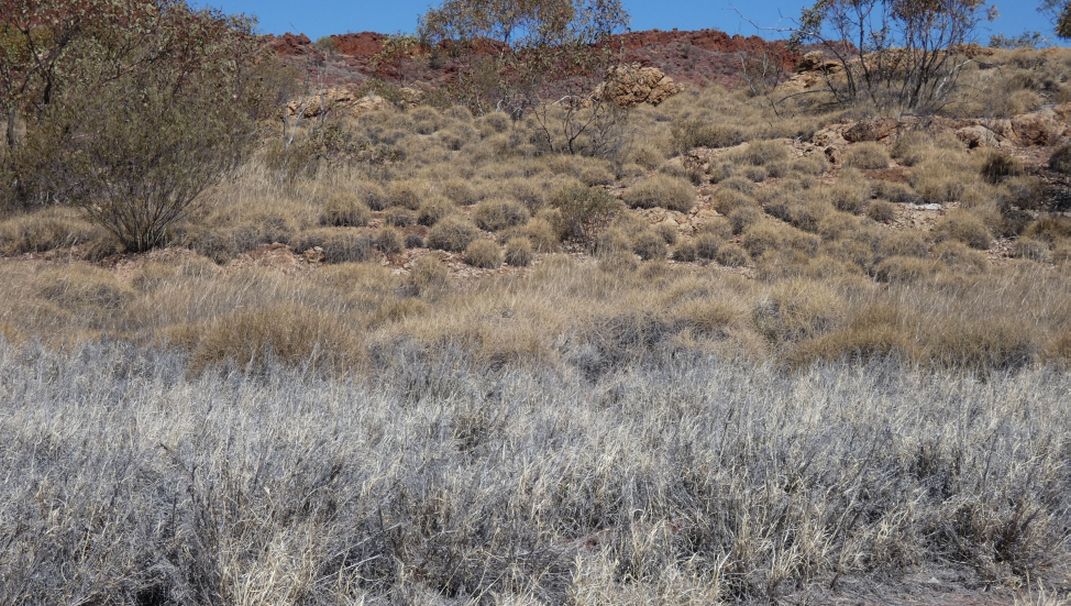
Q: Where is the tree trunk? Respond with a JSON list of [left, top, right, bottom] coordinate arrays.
[[5, 108, 18, 149]]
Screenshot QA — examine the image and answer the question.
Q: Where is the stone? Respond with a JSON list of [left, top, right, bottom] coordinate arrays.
[[596, 64, 682, 108]]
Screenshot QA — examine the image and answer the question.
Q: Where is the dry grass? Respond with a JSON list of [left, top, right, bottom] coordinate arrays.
[[2, 46, 1071, 604], [1, 340, 1067, 604], [427, 216, 480, 252], [843, 142, 891, 169], [504, 236, 534, 266], [463, 238, 503, 268], [623, 174, 696, 212]]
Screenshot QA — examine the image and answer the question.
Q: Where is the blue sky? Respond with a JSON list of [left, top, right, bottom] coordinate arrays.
[[193, 1, 1061, 43]]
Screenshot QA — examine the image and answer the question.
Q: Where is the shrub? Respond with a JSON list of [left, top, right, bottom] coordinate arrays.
[[672, 299, 742, 337], [791, 155, 828, 176], [739, 140, 790, 166], [924, 318, 1039, 372], [843, 143, 891, 169], [428, 217, 480, 252], [417, 196, 454, 226], [874, 180, 922, 204], [933, 241, 987, 271], [406, 255, 449, 296], [672, 240, 698, 262], [549, 184, 622, 249], [385, 207, 416, 227], [934, 210, 992, 250], [671, 119, 745, 152], [463, 239, 503, 268], [322, 231, 375, 263], [1049, 145, 1071, 175], [184, 304, 361, 373], [36, 266, 132, 312], [752, 280, 844, 344], [405, 233, 426, 248], [474, 199, 529, 231], [1024, 217, 1071, 243], [866, 200, 897, 223], [373, 228, 404, 255], [790, 325, 912, 367], [386, 182, 423, 210], [504, 237, 534, 266], [729, 206, 762, 235], [0, 211, 106, 255], [695, 233, 721, 260], [716, 243, 750, 267], [320, 192, 371, 227], [874, 256, 943, 282], [743, 165, 768, 182], [632, 231, 667, 260], [654, 223, 679, 245], [524, 217, 561, 252], [622, 175, 696, 212], [981, 151, 1023, 184], [441, 178, 482, 205], [828, 179, 872, 213], [879, 230, 930, 258], [356, 181, 389, 210], [1012, 238, 1051, 262]]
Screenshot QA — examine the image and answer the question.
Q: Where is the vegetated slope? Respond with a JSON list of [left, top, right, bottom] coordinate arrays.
[[266, 28, 799, 89], [0, 340, 1068, 604]]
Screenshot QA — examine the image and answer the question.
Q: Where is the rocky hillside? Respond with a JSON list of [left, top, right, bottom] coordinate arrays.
[[266, 28, 799, 90]]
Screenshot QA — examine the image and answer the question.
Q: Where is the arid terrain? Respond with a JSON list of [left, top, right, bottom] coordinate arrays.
[[1, 0, 1071, 603]]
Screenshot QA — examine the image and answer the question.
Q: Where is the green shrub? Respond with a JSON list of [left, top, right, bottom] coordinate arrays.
[[428, 217, 480, 252], [549, 184, 622, 249], [623, 175, 695, 212]]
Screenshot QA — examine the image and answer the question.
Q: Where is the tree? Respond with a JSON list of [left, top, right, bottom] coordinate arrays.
[[419, 0, 630, 157], [792, 0, 992, 113], [1, 0, 283, 250], [1041, 0, 1071, 38]]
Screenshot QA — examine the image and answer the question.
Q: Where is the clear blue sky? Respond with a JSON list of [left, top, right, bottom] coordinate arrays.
[[192, 1, 1062, 43]]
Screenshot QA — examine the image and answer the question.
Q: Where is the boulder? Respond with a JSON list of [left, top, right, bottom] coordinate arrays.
[[797, 51, 839, 73], [596, 64, 682, 108], [955, 125, 1002, 149], [843, 117, 899, 143], [286, 88, 389, 119]]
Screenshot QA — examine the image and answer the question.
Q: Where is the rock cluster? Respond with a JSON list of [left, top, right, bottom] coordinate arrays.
[[596, 64, 682, 108]]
